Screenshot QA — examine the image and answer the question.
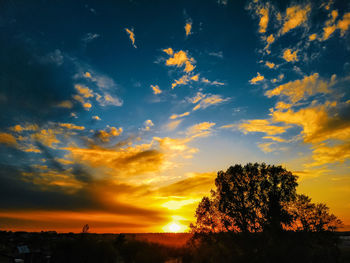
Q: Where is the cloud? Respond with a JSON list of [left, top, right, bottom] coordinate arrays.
[[31, 129, 61, 147], [271, 103, 350, 144], [96, 93, 123, 107], [265, 73, 333, 104], [264, 34, 275, 51], [185, 20, 192, 36], [154, 137, 198, 159], [309, 33, 317, 41], [0, 132, 17, 147], [156, 172, 215, 197], [170, 112, 190, 120], [165, 119, 183, 131], [125, 28, 137, 48], [237, 119, 291, 135], [163, 48, 173, 56], [171, 75, 195, 89], [208, 51, 223, 58], [39, 49, 64, 66], [265, 61, 275, 69], [249, 72, 264, 84], [322, 11, 350, 40], [151, 85, 162, 95], [75, 84, 94, 98], [257, 142, 275, 153], [82, 33, 100, 43], [142, 120, 154, 131], [281, 4, 311, 34], [201, 77, 225, 86], [59, 123, 85, 130], [310, 142, 350, 166], [55, 100, 73, 109], [164, 49, 195, 73], [282, 49, 298, 62], [186, 122, 216, 138], [258, 7, 269, 33], [192, 94, 229, 111], [95, 126, 123, 142]]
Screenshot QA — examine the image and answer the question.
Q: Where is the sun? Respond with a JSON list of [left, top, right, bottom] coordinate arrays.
[[169, 223, 181, 232], [163, 221, 185, 233]]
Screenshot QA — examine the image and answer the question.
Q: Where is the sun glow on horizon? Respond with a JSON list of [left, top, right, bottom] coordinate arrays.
[[162, 221, 187, 233]]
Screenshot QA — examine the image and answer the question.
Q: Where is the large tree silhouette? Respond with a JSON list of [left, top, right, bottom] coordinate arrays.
[[191, 163, 341, 234]]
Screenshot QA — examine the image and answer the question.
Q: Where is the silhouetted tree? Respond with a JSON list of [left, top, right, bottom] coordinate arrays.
[[190, 193, 234, 233], [288, 194, 342, 231], [82, 224, 90, 233], [215, 163, 297, 233], [191, 163, 342, 235]]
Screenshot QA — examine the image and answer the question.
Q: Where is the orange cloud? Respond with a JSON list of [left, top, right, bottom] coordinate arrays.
[[238, 119, 291, 135], [265, 73, 332, 103], [55, 100, 73, 109], [95, 127, 123, 142], [281, 4, 311, 34], [0, 132, 17, 146], [192, 93, 229, 111], [185, 21, 192, 36], [282, 48, 298, 62], [59, 123, 85, 130], [151, 85, 162, 95], [75, 84, 94, 98], [249, 72, 264, 84], [186, 122, 216, 138], [165, 50, 195, 74], [125, 28, 137, 48], [259, 7, 269, 33], [170, 112, 190, 120], [265, 61, 275, 69]]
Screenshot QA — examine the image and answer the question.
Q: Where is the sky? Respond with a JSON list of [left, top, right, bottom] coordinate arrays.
[[0, 0, 350, 233]]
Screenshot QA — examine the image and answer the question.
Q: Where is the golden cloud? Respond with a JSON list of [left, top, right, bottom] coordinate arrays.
[[170, 112, 190, 120], [265, 61, 275, 69], [185, 21, 192, 36], [59, 123, 85, 130], [238, 119, 290, 135], [265, 73, 332, 103], [0, 132, 17, 146], [31, 129, 60, 147], [95, 127, 123, 142], [282, 48, 298, 62], [281, 4, 311, 34], [151, 84, 162, 95], [249, 72, 264, 84], [75, 84, 94, 98], [192, 94, 229, 111], [55, 100, 73, 109], [125, 28, 137, 48], [186, 122, 216, 138], [165, 119, 183, 131], [165, 50, 195, 74]]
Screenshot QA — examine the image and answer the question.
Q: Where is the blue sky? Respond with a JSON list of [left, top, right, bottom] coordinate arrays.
[[0, 0, 350, 232]]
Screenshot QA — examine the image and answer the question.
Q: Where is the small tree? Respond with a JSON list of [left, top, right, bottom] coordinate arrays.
[[82, 224, 90, 233]]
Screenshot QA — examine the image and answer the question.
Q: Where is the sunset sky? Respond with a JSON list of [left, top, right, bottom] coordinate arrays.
[[1, 0, 350, 233]]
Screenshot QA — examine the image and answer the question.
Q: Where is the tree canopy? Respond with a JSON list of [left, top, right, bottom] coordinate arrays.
[[191, 163, 341, 234]]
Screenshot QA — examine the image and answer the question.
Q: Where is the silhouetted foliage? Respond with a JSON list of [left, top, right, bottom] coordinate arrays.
[[191, 163, 342, 234], [81, 224, 89, 233], [287, 194, 342, 231]]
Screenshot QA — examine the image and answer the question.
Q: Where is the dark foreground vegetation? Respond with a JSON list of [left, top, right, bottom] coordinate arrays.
[[1, 163, 349, 262], [0, 230, 350, 263]]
